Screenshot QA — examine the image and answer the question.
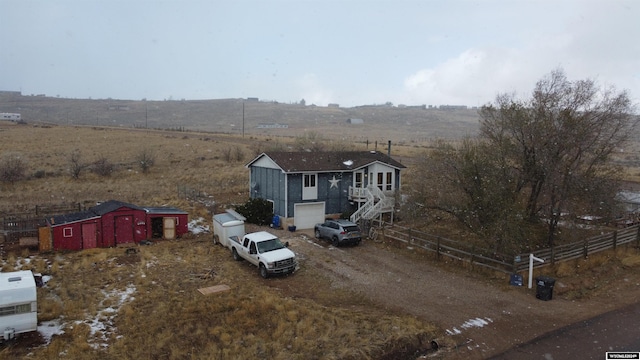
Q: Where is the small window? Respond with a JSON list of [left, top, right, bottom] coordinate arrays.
[[0, 303, 32, 317], [386, 172, 393, 191], [304, 174, 316, 187], [63, 227, 73, 237], [243, 238, 250, 247]]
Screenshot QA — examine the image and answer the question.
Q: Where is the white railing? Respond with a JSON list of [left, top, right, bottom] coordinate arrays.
[[350, 186, 396, 223]]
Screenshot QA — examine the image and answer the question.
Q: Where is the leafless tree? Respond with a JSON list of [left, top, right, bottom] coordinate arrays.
[[407, 69, 637, 252], [479, 68, 637, 246], [293, 131, 326, 152], [0, 152, 27, 184], [137, 148, 156, 174], [69, 149, 89, 179], [92, 156, 114, 177]]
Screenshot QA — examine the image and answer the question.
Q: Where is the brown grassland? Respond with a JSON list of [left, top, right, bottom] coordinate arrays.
[[2, 119, 640, 359], [0, 122, 439, 359]]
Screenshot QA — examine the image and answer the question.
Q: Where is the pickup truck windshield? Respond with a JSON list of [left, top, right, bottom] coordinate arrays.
[[257, 238, 286, 253]]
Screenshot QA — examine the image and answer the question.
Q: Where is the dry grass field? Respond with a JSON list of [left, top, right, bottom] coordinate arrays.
[[0, 121, 440, 359], [1, 109, 640, 359], [0, 237, 440, 360]]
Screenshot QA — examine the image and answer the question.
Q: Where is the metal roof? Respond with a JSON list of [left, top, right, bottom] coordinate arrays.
[[48, 200, 186, 226], [144, 207, 188, 214], [92, 200, 144, 215]]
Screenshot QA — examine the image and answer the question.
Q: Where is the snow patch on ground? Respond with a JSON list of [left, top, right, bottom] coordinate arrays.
[[188, 217, 210, 234], [74, 284, 137, 349], [446, 317, 493, 335]]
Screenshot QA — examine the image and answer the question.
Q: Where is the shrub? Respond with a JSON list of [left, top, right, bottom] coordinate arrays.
[[235, 198, 274, 226], [0, 152, 27, 183], [92, 156, 114, 177]]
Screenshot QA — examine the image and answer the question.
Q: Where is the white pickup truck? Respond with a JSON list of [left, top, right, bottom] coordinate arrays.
[[227, 231, 297, 278]]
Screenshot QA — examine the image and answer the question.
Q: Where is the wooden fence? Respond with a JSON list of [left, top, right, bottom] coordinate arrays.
[[378, 223, 640, 275], [1, 203, 82, 244]]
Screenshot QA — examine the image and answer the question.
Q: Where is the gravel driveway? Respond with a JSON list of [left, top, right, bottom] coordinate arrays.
[[268, 227, 640, 359]]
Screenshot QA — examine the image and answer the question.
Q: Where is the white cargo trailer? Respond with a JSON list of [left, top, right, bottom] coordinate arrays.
[[212, 209, 246, 247], [0, 270, 37, 340]]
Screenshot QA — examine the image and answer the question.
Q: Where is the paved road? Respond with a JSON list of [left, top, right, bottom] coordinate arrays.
[[489, 301, 640, 360]]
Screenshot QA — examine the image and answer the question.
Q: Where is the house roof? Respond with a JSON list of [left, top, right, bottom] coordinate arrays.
[[246, 151, 406, 173], [49, 210, 100, 226], [92, 200, 144, 215], [48, 200, 186, 226]]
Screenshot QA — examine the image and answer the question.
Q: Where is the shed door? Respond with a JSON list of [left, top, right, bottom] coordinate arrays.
[[294, 202, 325, 230], [163, 217, 176, 240], [82, 223, 97, 249], [115, 215, 134, 244]]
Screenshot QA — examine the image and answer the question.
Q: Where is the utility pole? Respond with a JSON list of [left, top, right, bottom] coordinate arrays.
[[242, 102, 245, 138]]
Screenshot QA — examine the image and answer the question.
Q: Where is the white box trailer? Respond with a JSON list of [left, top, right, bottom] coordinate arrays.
[[212, 209, 246, 247], [0, 270, 37, 340]]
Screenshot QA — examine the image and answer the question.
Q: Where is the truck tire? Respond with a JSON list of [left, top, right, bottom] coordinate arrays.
[[232, 248, 242, 261], [259, 263, 269, 279], [314, 229, 321, 239], [332, 236, 340, 247]]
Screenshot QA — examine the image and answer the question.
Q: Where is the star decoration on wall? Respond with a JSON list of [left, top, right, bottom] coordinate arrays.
[[329, 175, 341, 189]]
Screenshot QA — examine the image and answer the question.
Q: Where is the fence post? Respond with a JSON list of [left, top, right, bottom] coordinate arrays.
[[436, 237, 441, 260], [583, 239, 589, 258], [612, 231, 618, 251], [637, 226, 640, 248], [551, 246, 555, 265]]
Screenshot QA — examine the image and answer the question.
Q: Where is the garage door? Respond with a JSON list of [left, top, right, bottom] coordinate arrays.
[[294, 202, 325, 230]]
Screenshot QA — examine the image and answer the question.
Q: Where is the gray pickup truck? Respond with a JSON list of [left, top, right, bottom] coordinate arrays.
[[314, 219, 362, 246]]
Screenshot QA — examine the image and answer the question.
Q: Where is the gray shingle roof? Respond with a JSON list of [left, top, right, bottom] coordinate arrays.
[[248, 151, 405, 172]]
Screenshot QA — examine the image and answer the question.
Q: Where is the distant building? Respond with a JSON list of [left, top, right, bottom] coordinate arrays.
[[346, 118, 363, 124], [439, 105, 468, 110], [328, 103, 340, 108], [257, 123, 289, 129], [246, 97, 259, 102], [0, 113, 21, 121]]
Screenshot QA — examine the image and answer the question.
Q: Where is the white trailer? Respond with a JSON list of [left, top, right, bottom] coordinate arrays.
[[212, 209, 246, 247], [0, 270, 37, 340]]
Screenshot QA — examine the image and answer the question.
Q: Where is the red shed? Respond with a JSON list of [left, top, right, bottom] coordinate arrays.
[[91, 201, 147, 246], [143, 206, 189, 240], [48, 200, 145, 250], [48, 211, 101, 251]]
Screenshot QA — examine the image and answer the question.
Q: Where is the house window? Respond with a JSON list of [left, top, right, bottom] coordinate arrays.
[[302, 174, 318, 200], [377, 172, 384, 190], [386, 172, 393, 191], [304, 174, 316, 187], [63, 227, 73, 237], [355, 172, 363, 188]]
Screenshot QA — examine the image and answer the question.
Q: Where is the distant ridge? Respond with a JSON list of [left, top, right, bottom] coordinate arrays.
[[0, 92, 480, 142]]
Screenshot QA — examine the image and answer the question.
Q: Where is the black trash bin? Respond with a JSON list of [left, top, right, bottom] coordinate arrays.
[[535, 276, 555, 301]]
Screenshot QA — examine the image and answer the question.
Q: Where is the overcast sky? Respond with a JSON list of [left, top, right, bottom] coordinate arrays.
[[1, 0, 638, 107]]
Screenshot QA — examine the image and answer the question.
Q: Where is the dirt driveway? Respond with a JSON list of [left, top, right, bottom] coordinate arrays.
[[264, 226, 640, 359]]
